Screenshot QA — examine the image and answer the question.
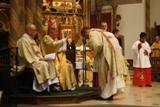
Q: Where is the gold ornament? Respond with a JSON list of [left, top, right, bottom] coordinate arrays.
[[140, 70, 144, 81]]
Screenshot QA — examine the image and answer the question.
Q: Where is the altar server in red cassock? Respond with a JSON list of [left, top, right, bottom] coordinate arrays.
[[132, 32, 152, 87]]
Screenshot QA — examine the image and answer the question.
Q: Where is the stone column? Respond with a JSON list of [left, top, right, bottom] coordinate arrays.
[[35, 0, 43, 39], [82, 0, 86, 27], [146, 0, 150, 43], [25, 0, 43, 39], [9, 0, 25, 47], [25, 0, 36, 24]]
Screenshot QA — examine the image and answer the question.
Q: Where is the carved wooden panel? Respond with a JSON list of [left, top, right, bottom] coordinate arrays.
[[155, 25, 160, 35]]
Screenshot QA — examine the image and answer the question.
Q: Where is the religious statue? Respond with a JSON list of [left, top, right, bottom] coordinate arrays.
[[42, 0, 51, 11], [75, 0, 82, 13], [50, 14, 57, 28], [42, 14, 50, 35]]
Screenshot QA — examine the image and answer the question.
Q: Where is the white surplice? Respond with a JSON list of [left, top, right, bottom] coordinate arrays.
[[132, 40, 151, 68]]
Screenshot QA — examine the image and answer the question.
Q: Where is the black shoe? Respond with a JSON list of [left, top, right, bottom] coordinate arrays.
[[95, 96, 106, 100], [81, 84, 89, 87], [41, 90, 52, 95], [95, 95, 113, 101], [105, 95, 113, 100], [145, 84, 152, 87], [50, 83, 61, 93]]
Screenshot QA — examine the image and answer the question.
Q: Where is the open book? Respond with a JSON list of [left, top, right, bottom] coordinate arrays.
[[44, 53, 56, 60]]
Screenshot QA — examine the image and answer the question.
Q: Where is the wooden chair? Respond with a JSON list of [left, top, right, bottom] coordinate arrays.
[[0, 47, 18, 106], [17, 67, 34, 93]]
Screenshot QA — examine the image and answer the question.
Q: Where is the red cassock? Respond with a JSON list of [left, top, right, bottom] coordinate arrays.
[[133, 68, 152, 86]]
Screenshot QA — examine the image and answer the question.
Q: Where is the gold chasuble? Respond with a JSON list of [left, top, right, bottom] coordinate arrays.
[[84, 55, 93, 87], [16, 34, 58, 84], [151, 41, 160, 57], [77, 51, 93, 87], [88, 29, 126, 87], [39, 35, 77, 90], [78, 55, 93, 87]]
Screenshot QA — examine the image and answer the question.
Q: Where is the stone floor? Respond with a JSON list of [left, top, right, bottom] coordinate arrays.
[[18, 81, 160, 107]]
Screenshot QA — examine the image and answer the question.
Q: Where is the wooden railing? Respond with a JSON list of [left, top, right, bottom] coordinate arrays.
[[150, 57, 160, 72], [150, 57, 160, 82]]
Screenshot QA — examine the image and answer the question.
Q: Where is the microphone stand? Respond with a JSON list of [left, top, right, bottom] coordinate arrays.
[[82, 38, 88, 87]]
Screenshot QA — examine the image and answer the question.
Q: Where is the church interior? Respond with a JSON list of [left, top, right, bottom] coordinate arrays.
[[0, 0, 160, 107]]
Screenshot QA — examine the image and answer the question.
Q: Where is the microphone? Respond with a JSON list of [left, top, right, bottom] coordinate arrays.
[[83, 38, 86, 45]]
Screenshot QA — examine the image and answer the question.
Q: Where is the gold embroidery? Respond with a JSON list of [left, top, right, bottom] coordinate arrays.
[[93, 29, 118, 76], [140, 69, 144, 81], [102, 33, 118, 76], [30, 42, 40, 56]]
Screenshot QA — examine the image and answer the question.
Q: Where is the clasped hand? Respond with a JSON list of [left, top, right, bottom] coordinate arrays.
[[143, 50, 148, 55]]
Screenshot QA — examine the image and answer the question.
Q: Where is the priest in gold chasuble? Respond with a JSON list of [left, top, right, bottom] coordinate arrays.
[[39, 28, 77, 91], [77, 45, 93, 87], [151, 36, 160, 57], [16, 24, 59, 93], [81, 27, 126, 100]]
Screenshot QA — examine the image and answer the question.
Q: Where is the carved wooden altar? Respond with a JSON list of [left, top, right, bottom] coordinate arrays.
[[42, 0, 90, 45]]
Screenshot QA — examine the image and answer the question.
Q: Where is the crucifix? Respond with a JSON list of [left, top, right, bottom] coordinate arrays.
[[111, 0, 118, 29], [95, 0, 102, 28]]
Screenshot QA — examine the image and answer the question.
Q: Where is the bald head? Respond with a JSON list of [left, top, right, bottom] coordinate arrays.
[[155, 36, 160, 43], [25, 23, 37, 38], [25, 23, 33, 31]]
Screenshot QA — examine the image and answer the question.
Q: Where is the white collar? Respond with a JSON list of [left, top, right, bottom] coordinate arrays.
[[22, 33, 32, 39]]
